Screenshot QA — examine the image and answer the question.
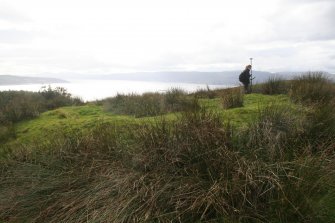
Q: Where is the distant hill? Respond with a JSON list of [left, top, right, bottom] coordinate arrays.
[[99, 71, 335, 85], [2, 71, 333, 86], [92, 71, 278, 85], [0, 75, 68, 85]]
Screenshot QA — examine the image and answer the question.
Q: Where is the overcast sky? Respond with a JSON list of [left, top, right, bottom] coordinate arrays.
[[0, 0, 334, 76]]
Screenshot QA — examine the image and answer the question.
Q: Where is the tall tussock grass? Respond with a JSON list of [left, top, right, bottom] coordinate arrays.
[[104, 88, 199, 117], [221, 87, 244, 109], [236, 103, 304, 161], [193, 85, 217, 99], [2, 105, 335, 222], [254, 76, 289, 95], [289, 72, 335, 105]]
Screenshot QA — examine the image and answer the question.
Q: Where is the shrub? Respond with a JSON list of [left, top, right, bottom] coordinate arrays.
[[39, 85, 83, 109], [0, 87, 83, 124], [221, 87, 244, 109], [289, 72, 335, 105], [0, 91, 44, 123]]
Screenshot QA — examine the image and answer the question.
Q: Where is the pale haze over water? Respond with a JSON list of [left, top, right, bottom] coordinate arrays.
[[0, 80, 230, 102]]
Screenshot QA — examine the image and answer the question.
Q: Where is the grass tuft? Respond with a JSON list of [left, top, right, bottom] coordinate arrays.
[[221, 87, 244, 109], [289, 72, 335, 105], [104, 89, 200, 117], [254, 76, 289, 95]]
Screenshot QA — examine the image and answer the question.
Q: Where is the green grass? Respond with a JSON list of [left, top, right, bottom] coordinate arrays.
[[199, 93, 302, 126], [11, 105, 131, 144], [6, 94, 298, 147], [1, 87, 335, 222]]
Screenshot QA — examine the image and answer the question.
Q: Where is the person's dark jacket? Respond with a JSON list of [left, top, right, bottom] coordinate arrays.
[[239, 69, 251, 84]]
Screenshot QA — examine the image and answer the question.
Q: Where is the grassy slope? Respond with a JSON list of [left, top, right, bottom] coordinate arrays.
[[1, 93, 333, 222], [10, 94, 298, 146]]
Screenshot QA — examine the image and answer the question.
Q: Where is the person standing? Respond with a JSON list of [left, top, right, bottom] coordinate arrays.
[[239, 65, 252, 93]]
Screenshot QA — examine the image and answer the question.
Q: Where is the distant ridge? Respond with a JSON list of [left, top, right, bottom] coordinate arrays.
[[98, 71, 335, 85], [0, 75, 68, 85], [93, 71, 276, 85]]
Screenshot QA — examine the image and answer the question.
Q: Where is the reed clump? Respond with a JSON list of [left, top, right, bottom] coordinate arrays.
[[221, 87, 244, 109], [289, 72, 335, 105], [104, 88, 199, 117], [254, 76, 289, 95]]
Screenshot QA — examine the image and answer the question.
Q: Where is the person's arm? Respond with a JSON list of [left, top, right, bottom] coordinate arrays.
[[248, 70, 251, 78]]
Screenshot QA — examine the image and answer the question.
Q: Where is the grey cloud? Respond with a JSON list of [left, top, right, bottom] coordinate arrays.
[[307, 2, 335, 41]]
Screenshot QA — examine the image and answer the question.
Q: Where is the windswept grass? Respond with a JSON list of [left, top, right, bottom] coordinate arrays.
[[254, 76, 289, 95], [193, 85, 217, 99], [289, 72, 335, 105], [221, 87, 244, 109], [104, 88, 199, 117], [1, 104, 335, 222]]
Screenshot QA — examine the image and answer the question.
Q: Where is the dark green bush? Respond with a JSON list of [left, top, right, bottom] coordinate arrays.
[[39, 86, 83, 109], [0, 87, 83, 124]]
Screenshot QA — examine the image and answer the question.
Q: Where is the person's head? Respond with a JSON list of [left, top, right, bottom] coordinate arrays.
[[246, 65, 252, 70]]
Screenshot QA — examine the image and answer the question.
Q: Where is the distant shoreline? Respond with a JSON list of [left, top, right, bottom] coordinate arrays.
[[0, 75, 68, 86]]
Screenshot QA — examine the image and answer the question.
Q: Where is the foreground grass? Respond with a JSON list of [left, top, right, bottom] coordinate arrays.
[[1, 84, 334, 222]]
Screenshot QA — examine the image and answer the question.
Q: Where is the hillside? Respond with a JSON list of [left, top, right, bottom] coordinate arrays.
[[70, 71, 277, 85], [0, 75, 67, 85]]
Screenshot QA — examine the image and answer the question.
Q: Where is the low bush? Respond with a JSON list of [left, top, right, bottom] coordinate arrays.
[[0, 86, 83, 124], [0, 91, 44, 123]]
